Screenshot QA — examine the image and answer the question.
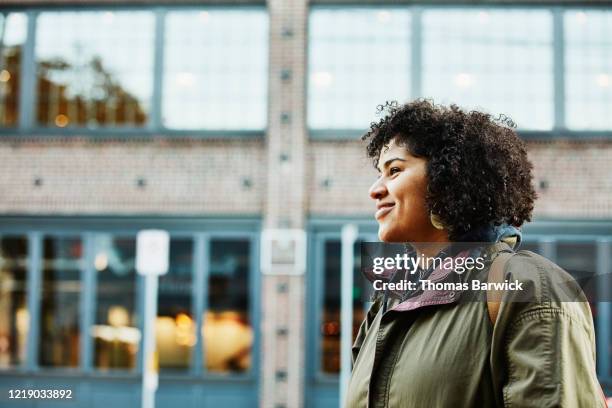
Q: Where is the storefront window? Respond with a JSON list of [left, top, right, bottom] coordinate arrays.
[[39, 237, 81, 367], [157, 238, 194, 372], [35, 11, 154, 128], [0, 236, 28, 368], [205, 239, 252, 373], [0, 13, 27, 127], [92, 236, 139, 370], [320, 240, 368, 374]]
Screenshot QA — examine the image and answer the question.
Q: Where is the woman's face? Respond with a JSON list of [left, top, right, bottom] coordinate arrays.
[[368, 138, 440, 243]]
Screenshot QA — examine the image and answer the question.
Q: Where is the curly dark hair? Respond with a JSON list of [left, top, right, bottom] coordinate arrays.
[[363, 99, 537, 241]]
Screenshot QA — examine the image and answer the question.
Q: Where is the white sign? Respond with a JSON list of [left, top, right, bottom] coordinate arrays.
[[136, 230, 170, 276], [261, 229, 306, 275]]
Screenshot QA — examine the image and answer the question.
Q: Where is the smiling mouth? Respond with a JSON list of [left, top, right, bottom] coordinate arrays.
[[375, 204, 395, 220]]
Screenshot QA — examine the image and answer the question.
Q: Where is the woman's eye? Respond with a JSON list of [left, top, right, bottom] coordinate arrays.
[[389, 167, 401, 175]]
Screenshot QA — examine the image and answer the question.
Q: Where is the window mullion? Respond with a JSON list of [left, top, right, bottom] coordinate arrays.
[[80, 232, 95, 373], [410, 6, 422, 100], [553, 8, 566, 132], [25, 231, 42, 371], [192, 233, 207, 376], [596, 239, 611, 379], [150, 7, 166, 131], [18, 10, 37, 131]]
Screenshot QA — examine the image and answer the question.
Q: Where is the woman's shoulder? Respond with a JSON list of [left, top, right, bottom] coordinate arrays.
[[504, 249, 585, 301], [500, 249, 594, 329]]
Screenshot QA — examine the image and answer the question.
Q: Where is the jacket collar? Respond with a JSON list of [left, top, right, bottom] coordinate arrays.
[[368, 224, 521, 313]]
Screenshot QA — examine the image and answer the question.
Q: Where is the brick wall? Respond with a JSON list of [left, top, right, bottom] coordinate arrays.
[[0, 138, 265, 215]]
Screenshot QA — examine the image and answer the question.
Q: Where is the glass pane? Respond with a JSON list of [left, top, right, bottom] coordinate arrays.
[[206, 239, 252, 373], [39, 237, 82, 367], [320, 239, 369, 374], [157, 238, 194, 372], [0, 13, 27, 127], [35, 11, 155, 128], [0, 236, 28, 368], [519, 241, 541, 255], [308, 8, 411, 130], [163, 10, 268, 130], [565, 11, 612, 130], [422, 9, 554, 130], [92, 236, 139, 370]]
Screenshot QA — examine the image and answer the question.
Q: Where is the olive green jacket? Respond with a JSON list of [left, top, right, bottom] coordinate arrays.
[[346, 243, 605, 408]]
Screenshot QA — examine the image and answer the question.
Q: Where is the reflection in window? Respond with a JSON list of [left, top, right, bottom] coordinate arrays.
[[0, 236, 28, 368], [35, 11, 154, 128], [519, 242, 541, 255], [156, 239, 194, 372], [0, 13, 27, 127], [39, 237, 81, 367], [422, 9, 554, 130], [320, 240, 369, 374], [308, 8, 411, 130], [92, 236, 139, 370], [556, 242, 597, 301], [565, 11, 612, 130], [206, 239, 252, 373], [163, 10, 268, 130]]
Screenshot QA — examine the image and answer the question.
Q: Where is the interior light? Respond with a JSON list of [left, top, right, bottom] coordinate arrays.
[[176, 72, 196, 87], [55, 114, 69, 128], [454, 73, 474, 88], [199, 11, 210, 23], [576, 12, 587, 24], [377, 11, 391, 23], [596, 74, 610, 88], [108, 305, 130, 327], [94, 252, 108, 271], [311, 72, 333, 88], [0, 70, 10, 82], [478, 11, 490, 23]]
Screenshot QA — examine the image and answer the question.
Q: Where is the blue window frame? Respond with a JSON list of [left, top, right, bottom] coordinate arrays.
[[0, 6, 268, 137], [308, 5, 612, 140]]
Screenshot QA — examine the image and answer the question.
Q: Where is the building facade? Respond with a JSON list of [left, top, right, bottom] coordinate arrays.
[[0, 1, 611, 407]]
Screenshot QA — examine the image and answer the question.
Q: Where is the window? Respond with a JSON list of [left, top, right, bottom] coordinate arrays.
[[157, 238, 194, 372], [163, 10, 268, 130], [0, 236, 28, 368], [35, 11, 155, 128], [0, 13, 27, 128], [92, 235, 140, 370], [308, 8, 411, 130], [319, 238, 371, 374], [206, 239, 253, 373], [422, 9, 554, 130], [565, 10, 612, 130], [39, 236, 82, 368]]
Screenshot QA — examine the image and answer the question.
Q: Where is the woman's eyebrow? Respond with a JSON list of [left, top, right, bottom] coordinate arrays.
[[378, 157, 407, 173]]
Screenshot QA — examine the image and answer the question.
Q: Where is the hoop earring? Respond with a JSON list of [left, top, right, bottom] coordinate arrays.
[[430, 213, 445, 230]]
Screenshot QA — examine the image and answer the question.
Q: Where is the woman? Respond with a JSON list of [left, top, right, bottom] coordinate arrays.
[[346, 100, 605, 407]]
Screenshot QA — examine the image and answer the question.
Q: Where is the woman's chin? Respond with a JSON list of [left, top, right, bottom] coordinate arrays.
[[378, 226, 403, 243]]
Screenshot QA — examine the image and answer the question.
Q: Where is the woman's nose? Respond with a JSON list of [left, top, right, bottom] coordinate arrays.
[[369, 178, 387, 200]]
